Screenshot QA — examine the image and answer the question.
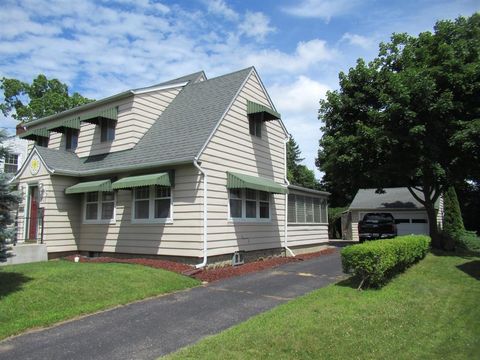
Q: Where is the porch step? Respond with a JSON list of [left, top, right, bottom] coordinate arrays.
[[1, 243, 48, 266]]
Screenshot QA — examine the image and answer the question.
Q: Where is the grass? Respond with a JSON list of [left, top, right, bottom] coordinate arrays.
[[167, 252, 480, 360], [0, 260, 199, 340]]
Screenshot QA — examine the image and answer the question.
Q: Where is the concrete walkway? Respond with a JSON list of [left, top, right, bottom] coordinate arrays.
[[0, 250, 345, 360]]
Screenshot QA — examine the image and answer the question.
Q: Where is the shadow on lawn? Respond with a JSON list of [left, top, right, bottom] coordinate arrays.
[[456, 260, 480, 281], [0, 272, 32, 298]]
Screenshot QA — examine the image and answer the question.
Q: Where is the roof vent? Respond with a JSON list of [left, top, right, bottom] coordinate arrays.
[[232, 251, 245, 266]]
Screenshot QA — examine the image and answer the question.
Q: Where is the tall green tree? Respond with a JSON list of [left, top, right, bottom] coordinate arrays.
[[287, 137, 320, 189], [1, 74, 93, 122], [317, 14, 480, 248], [0, 130, 20, 261], [443, 186, 466, 237]]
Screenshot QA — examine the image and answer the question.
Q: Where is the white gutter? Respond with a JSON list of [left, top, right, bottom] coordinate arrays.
[[284, 137, 295, 257], [193, 158, 208, 268]]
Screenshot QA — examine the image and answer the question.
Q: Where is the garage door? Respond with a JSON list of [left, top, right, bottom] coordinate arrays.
[[391, 212, 429, 236]]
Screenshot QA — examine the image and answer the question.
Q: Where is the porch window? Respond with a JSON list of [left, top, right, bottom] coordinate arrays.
[[84, 191, 115, 223], [228, 189, 270, 221], [288, 194, 328, 224], [132, 185, 172, 223]]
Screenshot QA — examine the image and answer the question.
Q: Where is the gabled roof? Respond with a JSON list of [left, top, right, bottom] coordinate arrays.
[[21, 67, 257, 177], [23, 71, 206, 128], [349, 187, 440, 210]]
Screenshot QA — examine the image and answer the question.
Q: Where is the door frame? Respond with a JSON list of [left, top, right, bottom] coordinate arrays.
[[24, 182, 40, 242]]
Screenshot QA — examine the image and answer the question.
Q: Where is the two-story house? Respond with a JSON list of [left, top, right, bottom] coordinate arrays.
[[12, 67, 329, 267]]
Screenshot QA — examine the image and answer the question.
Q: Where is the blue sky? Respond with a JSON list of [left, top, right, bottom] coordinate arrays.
[[1, 0, 479, 178]]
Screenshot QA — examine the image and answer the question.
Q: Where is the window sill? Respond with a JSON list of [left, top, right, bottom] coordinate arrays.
[[228, 218, 271, 223], [83, 219, 116, 225], [131, 218, 173, 225], [287, 222, 328, 225]]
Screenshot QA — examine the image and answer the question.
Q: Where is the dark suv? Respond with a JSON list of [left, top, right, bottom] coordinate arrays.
[[358, 213, 397, 242]]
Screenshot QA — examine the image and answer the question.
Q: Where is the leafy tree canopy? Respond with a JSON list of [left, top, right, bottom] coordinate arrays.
[[287, 137, 320, 189], [0, 74, 93, 123], [317, 14, 480, 248]]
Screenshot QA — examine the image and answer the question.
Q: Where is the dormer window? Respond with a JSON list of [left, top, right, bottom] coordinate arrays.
[[65, 128, 79, 151], [36, 137, 49, 147], [100, 119, 115, 142]]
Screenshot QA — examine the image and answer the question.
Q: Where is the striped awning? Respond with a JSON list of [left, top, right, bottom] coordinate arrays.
[[227, 172, 287, 194], [79, 107, 118, 125], [65, 179, 112, 194], [47, 117, 81, 133], [18, 128, 50, 140], [112, 172, 171, 190], [247, 100, 281, 121]]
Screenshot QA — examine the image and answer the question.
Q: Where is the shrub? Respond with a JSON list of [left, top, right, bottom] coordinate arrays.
[[341, 235, 431, 289], [455, 231, 480, 253]]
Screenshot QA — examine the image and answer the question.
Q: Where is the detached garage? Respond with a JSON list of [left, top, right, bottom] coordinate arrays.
[[342, 187, 444, 241]]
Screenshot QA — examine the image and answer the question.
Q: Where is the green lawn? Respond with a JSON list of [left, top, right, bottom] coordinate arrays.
[[167, 252, 480, 360], [0, 260, 199, 340]]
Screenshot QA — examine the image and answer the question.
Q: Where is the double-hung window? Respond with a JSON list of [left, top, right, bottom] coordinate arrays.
[[133, 186, 172, 223], [248, 113, 262, 138], [84, 191, 115, 223], [3, 153, 18, 173], [229, 189, 270, 221]]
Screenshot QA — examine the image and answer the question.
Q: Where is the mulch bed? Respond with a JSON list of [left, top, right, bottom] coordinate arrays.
[[63, 247, 337, 283]]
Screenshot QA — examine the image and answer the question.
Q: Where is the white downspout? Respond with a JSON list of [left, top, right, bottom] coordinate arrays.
[[193, 158, 208, 268], [284, 137, 295, 257]]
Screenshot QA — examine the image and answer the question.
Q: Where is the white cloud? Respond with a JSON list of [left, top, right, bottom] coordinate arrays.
[[238, 11, 275, 40], [245, 39, 338, 74], [341, 32, 375, 49], [282, 0, 359, 21], [270, 76, 330, 177], [205, 0, 238, 21], [270, 76, 330, 114]]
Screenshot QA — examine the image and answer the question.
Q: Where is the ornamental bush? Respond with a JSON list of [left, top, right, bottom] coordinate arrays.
[[341, 235, 431, 289]]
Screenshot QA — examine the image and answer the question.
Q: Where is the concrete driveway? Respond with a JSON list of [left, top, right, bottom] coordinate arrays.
[[0, 250, 345, 360]]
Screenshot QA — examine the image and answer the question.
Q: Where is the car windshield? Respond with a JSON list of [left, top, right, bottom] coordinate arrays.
[[363, 213, 394, 223]]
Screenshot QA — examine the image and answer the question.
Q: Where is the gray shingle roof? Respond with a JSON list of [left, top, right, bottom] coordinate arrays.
[[349, 187, 437, 210], [35, 67, 253, 176]]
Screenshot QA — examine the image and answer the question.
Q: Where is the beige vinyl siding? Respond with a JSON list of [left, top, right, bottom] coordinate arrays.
[[76, 164, 203, 257], [32, 87, 180, 157], [16, 156, 81, 253], [199, 70, 288, 257], [288, 224, 329, 246], [436, 195, 444, 228]]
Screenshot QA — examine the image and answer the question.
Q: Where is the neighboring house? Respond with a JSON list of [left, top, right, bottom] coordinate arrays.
[[1, 135, 28, 179], [342, 187, 444, 241], [11, 67, 329, 265]]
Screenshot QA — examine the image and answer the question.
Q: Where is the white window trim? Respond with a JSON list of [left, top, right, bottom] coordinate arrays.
[[83, 191, 116, 224], [227, 188, 272, 223], [131, 185, 173, 224]]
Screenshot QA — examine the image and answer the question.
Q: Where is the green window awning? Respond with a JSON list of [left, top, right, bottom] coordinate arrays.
[[247, 100, 281, 121], [79, 107, 118, 125], [112, 172, 172, 190], [47, 117, 81, 133], [227, 172, 288, 194], [18, 128, 50, 140], [65, 179, 112, 194]]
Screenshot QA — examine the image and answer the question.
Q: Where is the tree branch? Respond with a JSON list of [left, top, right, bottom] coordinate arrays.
[[408, 186, 426, 205]]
